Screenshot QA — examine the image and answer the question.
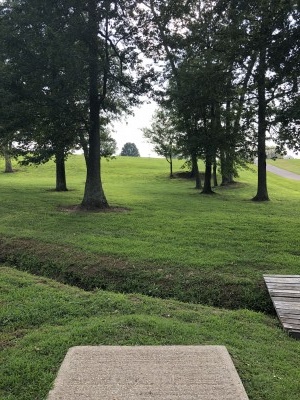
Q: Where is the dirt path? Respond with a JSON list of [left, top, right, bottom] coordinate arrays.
[[266, 163, 300, 181]]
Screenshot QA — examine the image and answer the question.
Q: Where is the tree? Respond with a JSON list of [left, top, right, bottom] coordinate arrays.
[[100, 129, 117, 159], [275, 96, 300, 154], [1, 0, 152, 206], [238, 0, 299, 201], [80, 0, 152, 208], [138, 1, 250, 193], [120, 142, 140, 157], [0, 0, 87, 191], [137, 0, 203, 189], [142, 108, 178, 177], [139, 0, 299, 200], [0, 144, 13, 173]]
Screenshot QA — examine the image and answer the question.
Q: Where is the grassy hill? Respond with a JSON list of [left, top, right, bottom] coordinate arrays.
[[0, 156, 299, 310], [1, 156, 300, 399]]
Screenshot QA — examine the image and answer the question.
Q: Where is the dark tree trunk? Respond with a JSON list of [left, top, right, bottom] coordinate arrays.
[[220, 150, 229, 185], [81, 0, 108, 209], [221, 100, 233, 185], [220, 150, 235, 185], [252, 45, 269, 202], [168, 152, 174, 178], [201, 102, 215, 194], [213, 159, 218, 187], [201, 155, 214, 194], [191, 153, 201, 189], [79, 131, 89, 168], [55, 149, 68, 191]]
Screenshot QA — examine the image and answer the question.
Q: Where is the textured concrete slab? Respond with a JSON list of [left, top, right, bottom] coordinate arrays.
[[48, 346, 249, 400]]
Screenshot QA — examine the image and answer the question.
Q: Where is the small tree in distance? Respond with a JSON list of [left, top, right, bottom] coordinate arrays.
[[120, 142, 140, 157], [142, 109, 179, 178]]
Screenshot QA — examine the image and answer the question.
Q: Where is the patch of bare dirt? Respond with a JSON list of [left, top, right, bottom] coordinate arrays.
[[174, 171, 205, 180], [58, 205, 131, 213]]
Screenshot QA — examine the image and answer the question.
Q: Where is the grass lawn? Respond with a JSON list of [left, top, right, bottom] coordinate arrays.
[[1, 266, 300, 400], [1, 156, 300, 399], [267, 158, 300, 174], [0, 155, 299, 310]]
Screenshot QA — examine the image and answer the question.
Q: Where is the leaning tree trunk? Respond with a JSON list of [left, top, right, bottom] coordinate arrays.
[[55, 149, 68, 191], [81, 0, 108, 209], [252, 44, 269, 202]]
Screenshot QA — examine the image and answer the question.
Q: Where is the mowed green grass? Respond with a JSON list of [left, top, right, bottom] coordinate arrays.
[[1, 266, 300, 400], [0, 155, 299, 271], [1, 157, 300, 399]]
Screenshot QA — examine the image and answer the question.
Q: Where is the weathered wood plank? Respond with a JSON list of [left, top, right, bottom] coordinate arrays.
[[264, 278, 300, 284], [264, 275, 300, 278], [276, 310, 300, 317], [273, 296, 300, 302], [267, 284, 300, 289], [267, 283, 300, 288], [263, 275, 300, 340], [281, 319, 300, 326], [277, 310, 300, 316], [269, 289, 300, 294], [269, 291, 300, 298], [283, 323, 300, 330]]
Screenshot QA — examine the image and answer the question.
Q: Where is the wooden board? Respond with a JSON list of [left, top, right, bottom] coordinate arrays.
[[264, 275, 300, 339]]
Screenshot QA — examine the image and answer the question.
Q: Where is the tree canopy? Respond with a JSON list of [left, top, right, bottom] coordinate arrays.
[[0, 0, 299, 203], [120, 142, 140, 157]]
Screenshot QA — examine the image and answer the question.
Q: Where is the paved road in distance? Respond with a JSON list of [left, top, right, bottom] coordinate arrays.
[[266, 163, 300, 181]]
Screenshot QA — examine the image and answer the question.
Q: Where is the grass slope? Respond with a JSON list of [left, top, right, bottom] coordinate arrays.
[[1, 266, 300, 400], [0, 156, 299, 310]]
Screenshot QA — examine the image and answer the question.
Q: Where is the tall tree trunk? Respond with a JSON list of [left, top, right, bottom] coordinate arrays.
[[55, 149, 68, 191], [252, 44, 269, 201], [201, 103, 215, 194], [169, 153, 173, 178], [221, 150, 235, 185], [2, 143, 13, 173], [201, 154, 214, 194], [220, 150, 229, 185], [81, 0, 108, 209], [79, 131, 89, 168], [213, 158, 218, 187], [4, 152, 13, 173], [191, 153, 201, 189], [221, 100, 234, 185]]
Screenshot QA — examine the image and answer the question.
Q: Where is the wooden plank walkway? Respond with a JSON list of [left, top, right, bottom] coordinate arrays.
[[264, 275, 300, 339]]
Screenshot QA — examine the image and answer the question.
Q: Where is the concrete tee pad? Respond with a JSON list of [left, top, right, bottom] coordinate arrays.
[[47, 345, 249, 400]]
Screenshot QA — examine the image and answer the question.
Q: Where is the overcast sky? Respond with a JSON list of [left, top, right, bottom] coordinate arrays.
[[111, 100, 158, 157]]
